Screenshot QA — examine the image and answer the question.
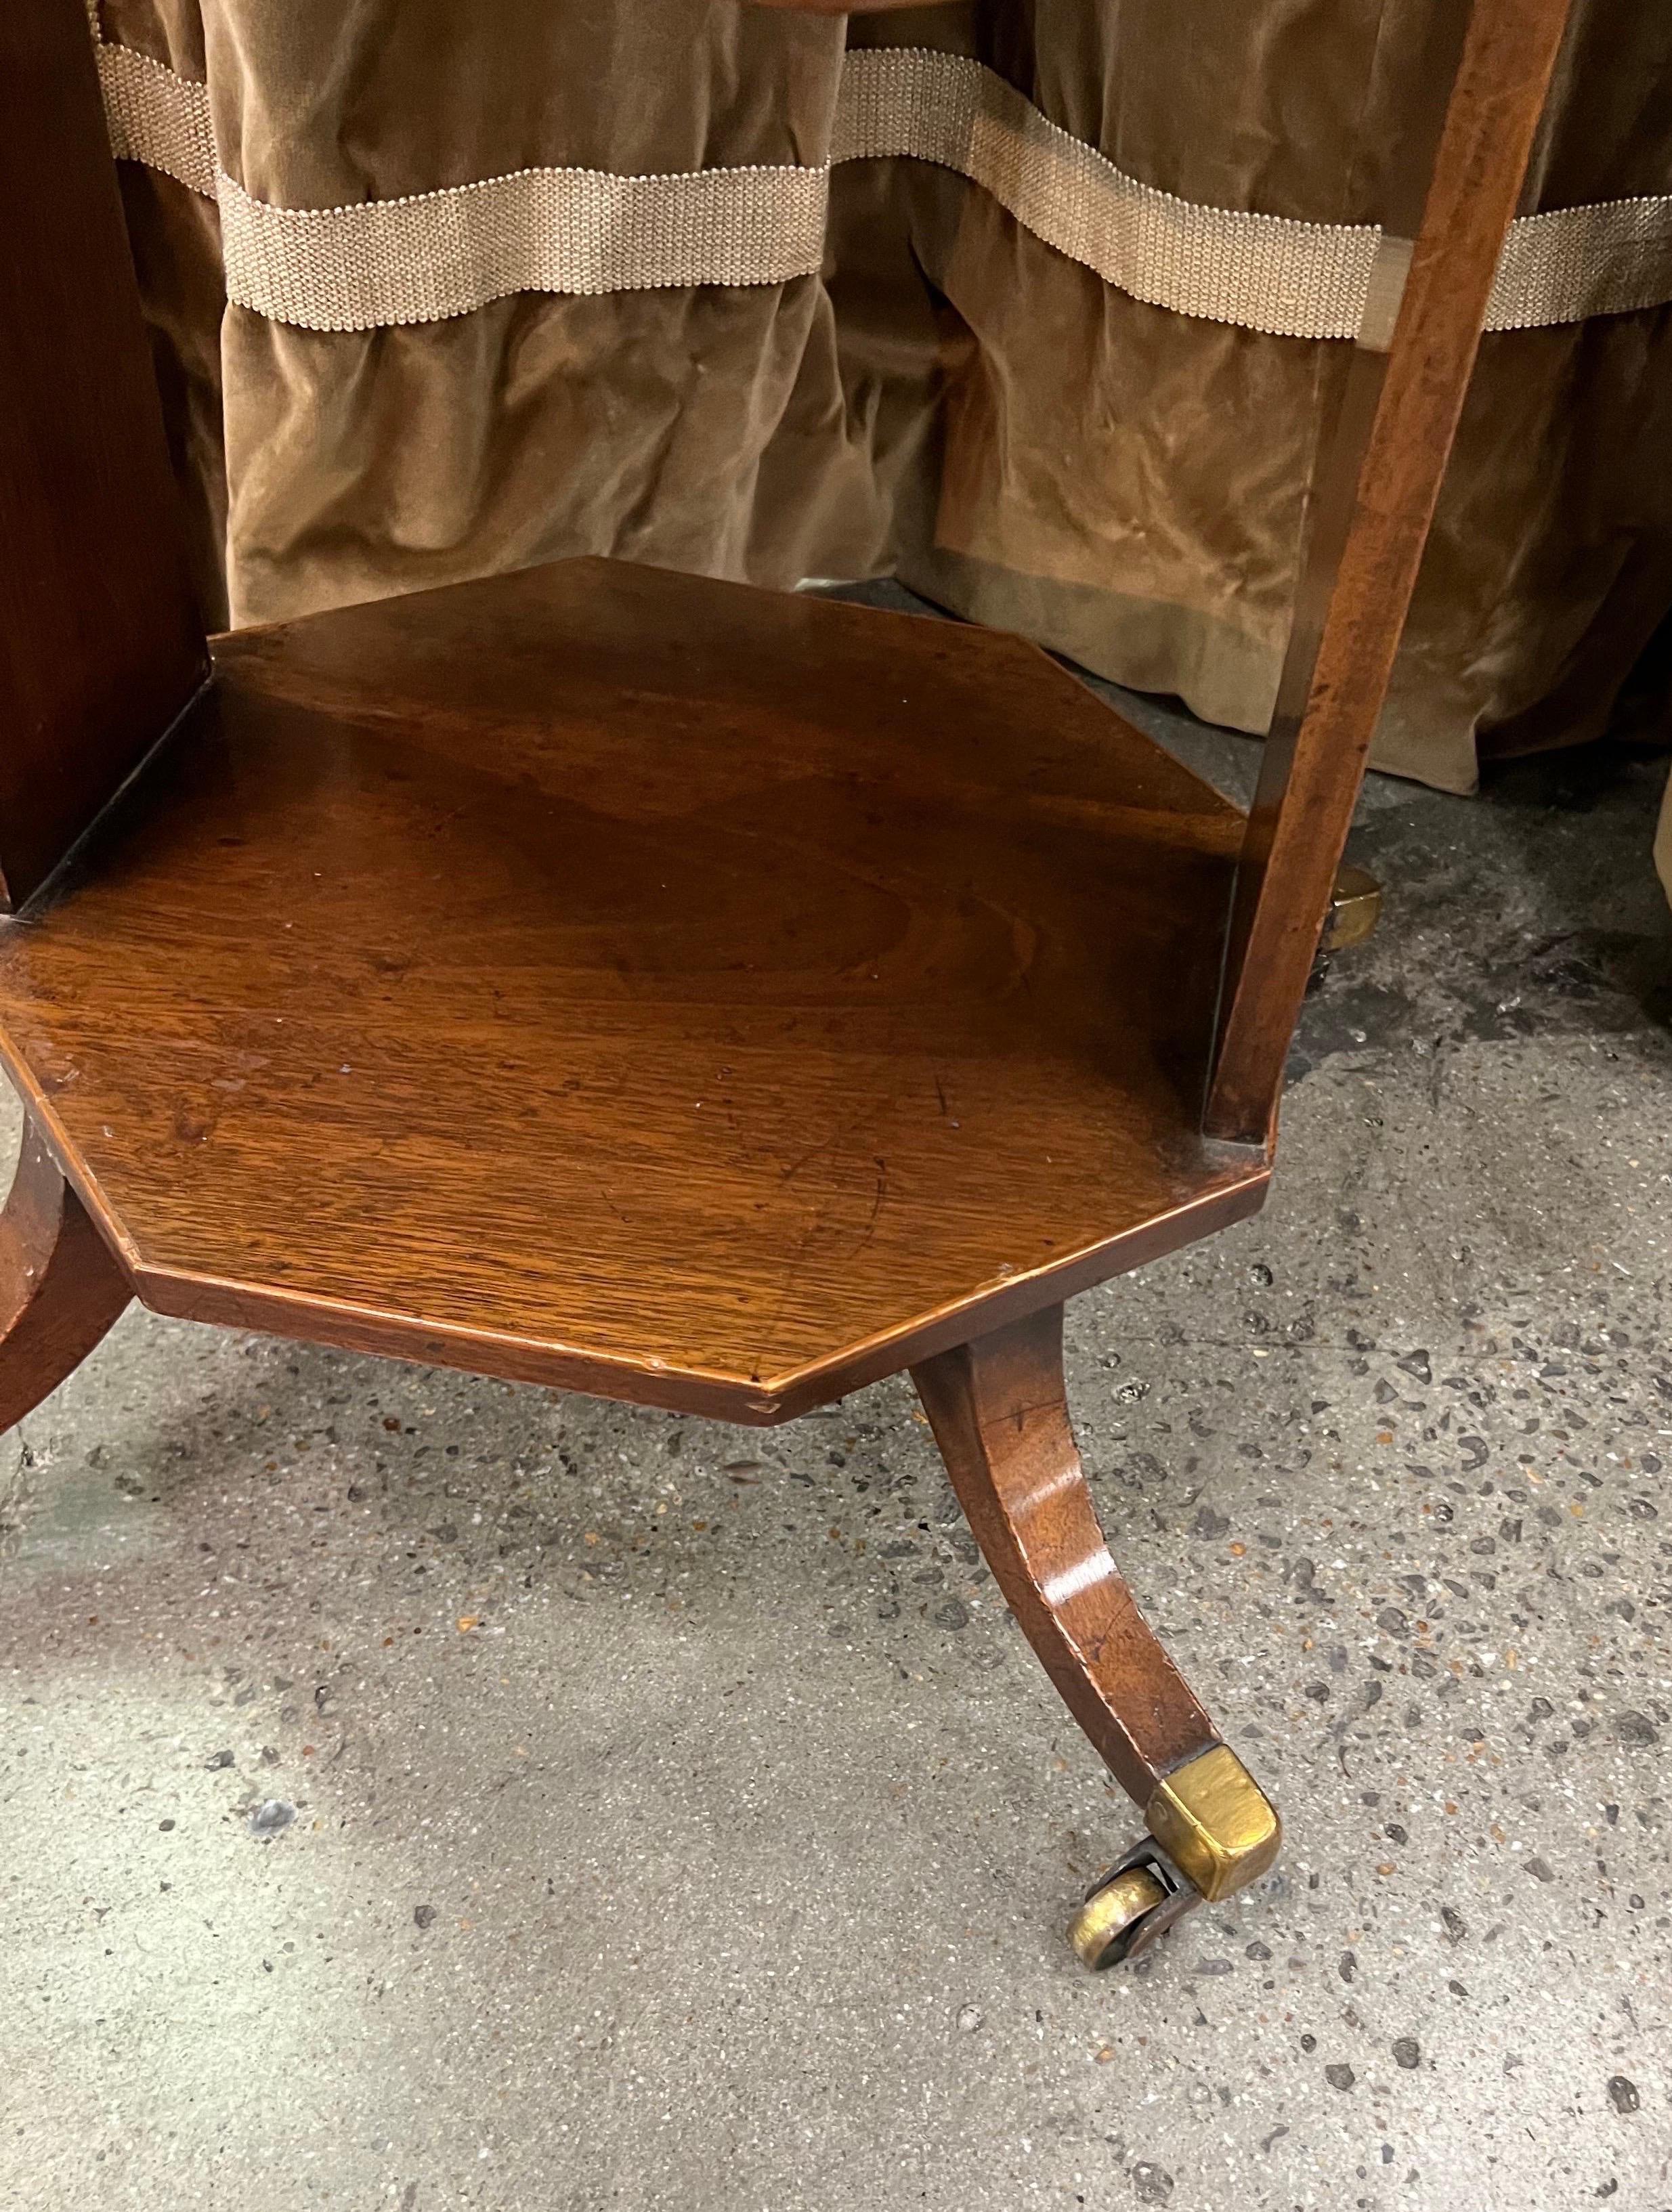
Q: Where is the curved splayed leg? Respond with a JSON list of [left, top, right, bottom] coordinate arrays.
[[0, 1116, 131, 1435], [912, 1305, 1280, 1967]]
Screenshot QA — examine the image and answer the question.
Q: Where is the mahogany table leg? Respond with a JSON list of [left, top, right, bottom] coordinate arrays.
[[0, 1116, 132, 1434], [912, 1305, 1281, 1964]]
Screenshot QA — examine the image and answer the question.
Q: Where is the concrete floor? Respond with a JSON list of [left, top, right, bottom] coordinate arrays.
[[2, 655, 1669, 2209]]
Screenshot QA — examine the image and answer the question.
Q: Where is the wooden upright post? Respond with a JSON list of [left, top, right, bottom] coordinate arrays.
[[1205, 0, 1573, 1144]]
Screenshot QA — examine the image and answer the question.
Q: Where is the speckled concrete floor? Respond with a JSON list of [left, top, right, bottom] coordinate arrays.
[[2, 662, 1669, 2211]]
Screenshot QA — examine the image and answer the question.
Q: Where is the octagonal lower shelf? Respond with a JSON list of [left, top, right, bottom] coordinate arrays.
[[0, 558, 1268, 1420]]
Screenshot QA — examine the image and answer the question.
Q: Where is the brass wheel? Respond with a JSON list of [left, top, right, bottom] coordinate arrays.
[[1067, 1863, 1169, 1970]]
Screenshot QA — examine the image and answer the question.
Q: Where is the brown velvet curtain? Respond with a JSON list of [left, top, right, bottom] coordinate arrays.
[[98, 1, 1672, 862]]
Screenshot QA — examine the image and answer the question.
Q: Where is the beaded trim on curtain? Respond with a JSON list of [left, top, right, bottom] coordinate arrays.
[[93, 33, 1672, 339]]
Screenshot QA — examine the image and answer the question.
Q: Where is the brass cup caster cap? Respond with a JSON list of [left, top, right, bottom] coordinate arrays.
[[1144, 1744, 1282, 1904], [1067, 1864, 1170, 1970], [1323, 863, 1383, 952]]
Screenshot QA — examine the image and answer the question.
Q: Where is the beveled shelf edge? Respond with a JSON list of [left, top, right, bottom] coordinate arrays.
[[0, 974, 1271, 1428], [762, 1159, 1270, 1418], [121, 1161, 1270, 1427], [130, 1264, 787, 1421], [0, 1039, 146, 1283]]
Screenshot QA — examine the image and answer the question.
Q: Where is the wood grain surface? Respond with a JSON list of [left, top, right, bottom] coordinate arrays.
[[914, 1306, 1221, 1804], [0, 559, 1266, 1419]]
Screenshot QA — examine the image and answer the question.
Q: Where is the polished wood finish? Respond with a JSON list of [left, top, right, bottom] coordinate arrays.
[[0, 0, 1574, 1934], [1206, 0, 1576, 1142], [0, 559, 1266, 1423], [914, 1307, 1220, 1806], [0, 0, 205, 912], [0, 1117, 132, 1432]]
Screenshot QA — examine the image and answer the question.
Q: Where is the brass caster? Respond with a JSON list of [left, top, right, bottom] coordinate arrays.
[[1068, 1840, 1203, 1968], [1069, 1746, 1283, 1972], [1146, 1743, 1282, 1903], [1068, 1863, 1171, 1970], [1323, 863, 1383, 952]]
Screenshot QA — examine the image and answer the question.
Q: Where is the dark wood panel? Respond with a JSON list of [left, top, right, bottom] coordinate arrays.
[[0, 0, 206, 910], [0, 559, 1266, 1418]]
